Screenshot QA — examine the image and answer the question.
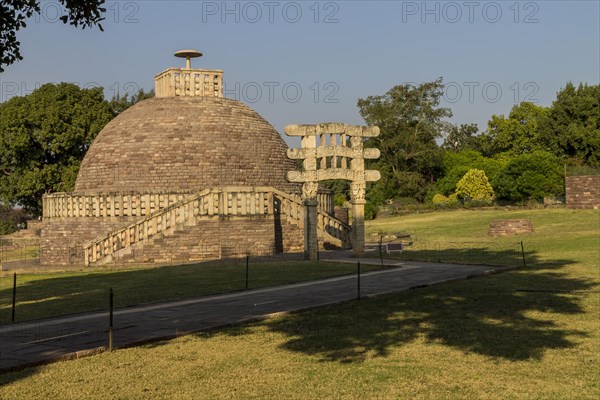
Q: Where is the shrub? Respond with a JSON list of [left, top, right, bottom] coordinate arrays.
[[364, 201, 378, 220], [435, 166, 470, 195], [334, 193, 347, 207], [0, 219, 17, 235], [439, 150, 506, 195], [432, 193, 446, 204], [493, 151, 564, 202], [432, 193, 460, 208], [456, 169, 495, 205]]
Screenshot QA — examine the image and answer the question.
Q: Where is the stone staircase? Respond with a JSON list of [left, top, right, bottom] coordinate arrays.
[[83, 187, 351, 266]]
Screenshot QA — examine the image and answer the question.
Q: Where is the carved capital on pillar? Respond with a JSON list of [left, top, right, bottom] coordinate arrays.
[[302, 182, 319, 200], [350, 182, 366, 202]]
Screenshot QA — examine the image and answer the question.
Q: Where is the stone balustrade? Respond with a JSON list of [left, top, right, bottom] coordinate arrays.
[[317, 189, 335, 216], [317, 212, 351, 246], [44, 189, 334, 220], [42, 192, 191, 219], [154, 68, 223, 98], [82, 187, 350, 266]]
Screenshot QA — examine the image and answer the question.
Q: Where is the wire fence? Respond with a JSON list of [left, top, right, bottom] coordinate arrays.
[[0, 238, 40, 269], [0, 241, 530, 325], [0, 242, 532, 371], [371, 240, 535, 268]]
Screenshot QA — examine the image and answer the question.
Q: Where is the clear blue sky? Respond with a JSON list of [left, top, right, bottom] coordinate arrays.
[[1, 0, 598, 146]]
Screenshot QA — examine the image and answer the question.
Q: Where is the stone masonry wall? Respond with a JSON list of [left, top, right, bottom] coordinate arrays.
[[40, 217, 138, 265], [488, 219, 534, 237], [566, 175, 600, 209], [116, 215, 303, 264], [41, 214, 304, 266]]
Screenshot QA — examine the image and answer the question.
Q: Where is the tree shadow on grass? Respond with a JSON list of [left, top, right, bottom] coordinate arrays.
[[264, 249, 597, 363], [0, 261, 247, 323], [0, 249, 596, 389]]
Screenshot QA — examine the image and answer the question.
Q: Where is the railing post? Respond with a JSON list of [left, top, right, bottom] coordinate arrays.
[[84, 247, 89, 267], [520, 241, 527, 268], [108, 287, 114, 351], [245, 255, 249, 290], [379, 235, 384, 268], [12, 272, 17, 323], [357, 262, 361, 300]]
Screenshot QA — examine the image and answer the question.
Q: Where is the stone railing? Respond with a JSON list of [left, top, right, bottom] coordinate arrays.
[[273, 189, 350, 247], [42, 192, 192, 219], [83, 187, 351, 266], [317, 212, 351, 247], [44, 190, 335, 220], [154, 67, 223, 98], [317, 189, 334, 216]]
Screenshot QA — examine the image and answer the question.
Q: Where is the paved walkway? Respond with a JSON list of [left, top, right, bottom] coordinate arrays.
[[0, 258, 515, 372]]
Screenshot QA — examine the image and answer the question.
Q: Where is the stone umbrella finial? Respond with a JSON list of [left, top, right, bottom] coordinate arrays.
[[174, 49, 203, 69]]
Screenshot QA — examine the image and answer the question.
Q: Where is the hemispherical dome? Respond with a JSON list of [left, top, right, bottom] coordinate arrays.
[[75, 96, 298, 193]]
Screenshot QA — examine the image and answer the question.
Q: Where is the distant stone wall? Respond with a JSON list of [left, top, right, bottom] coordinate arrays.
[[334, 207, 349, 226], [488, 219, 534, 237], [40, 217, 138, 265], [566, 175, 600, 209]]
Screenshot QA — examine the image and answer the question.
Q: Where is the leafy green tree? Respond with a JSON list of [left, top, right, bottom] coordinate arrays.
[[357, 78, 452, 202], [1, 204, 16, 234], [319, 179, 350, 209], [1, 0, 106, 72], [442, 123, 481, 152], [455, 169, 495, 205], [0, 203, 30, 234], [539, 82, 600, 167], [493, 151, 564, 203], [481, 102, 549, 157], [109, 88, 155, 116], [0, 83, 114, 214]]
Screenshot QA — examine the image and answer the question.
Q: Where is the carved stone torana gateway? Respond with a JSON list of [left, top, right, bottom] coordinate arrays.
[[285, 123, 381, 259]]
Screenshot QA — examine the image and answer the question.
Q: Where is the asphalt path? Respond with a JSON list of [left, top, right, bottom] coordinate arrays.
[[0, 259, 513, 372]]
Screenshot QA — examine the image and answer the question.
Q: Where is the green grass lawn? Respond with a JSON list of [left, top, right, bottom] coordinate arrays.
[[0, 260, 378, 323], [0, 208, 598, 399]]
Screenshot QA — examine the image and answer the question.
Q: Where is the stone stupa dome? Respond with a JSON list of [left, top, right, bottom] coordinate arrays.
[[75, 96, 297, 193], [74, 52, 297, 194]]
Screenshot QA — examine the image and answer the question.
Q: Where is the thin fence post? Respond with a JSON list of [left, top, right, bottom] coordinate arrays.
[[468, 244, 471, 264], [108, 287, 113, 351], [11, 272, 17, 323], [379, 236, 384, 268], [245, 256, 249, 290], [357, 261, 361, 300], [520, 241, 527, 268]]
